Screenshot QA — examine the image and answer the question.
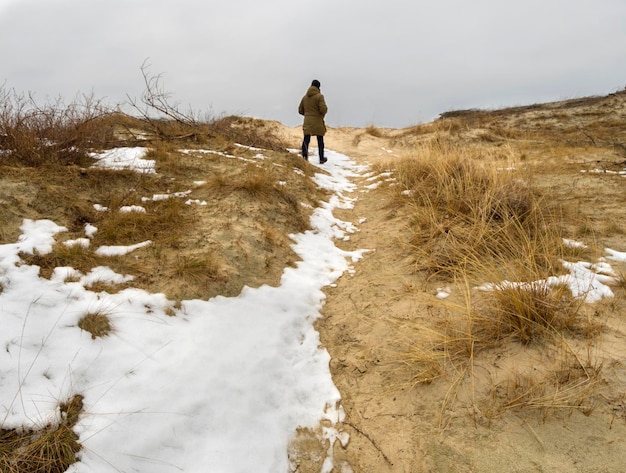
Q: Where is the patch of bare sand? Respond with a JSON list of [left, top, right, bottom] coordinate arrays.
[[277, 124, 401, 162], [279, 111, 626, 472]]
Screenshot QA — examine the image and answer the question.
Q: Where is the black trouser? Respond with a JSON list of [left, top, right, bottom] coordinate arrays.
[[302, 135, 324, 160]]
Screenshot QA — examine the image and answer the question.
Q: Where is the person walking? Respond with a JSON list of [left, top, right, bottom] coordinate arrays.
[[298, 79, 328, 164]]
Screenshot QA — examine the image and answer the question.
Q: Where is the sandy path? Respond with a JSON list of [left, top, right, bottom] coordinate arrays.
[[279, 124, 626, 472]]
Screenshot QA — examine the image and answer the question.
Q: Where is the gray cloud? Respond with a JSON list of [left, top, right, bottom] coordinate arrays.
[[1, 0, 625, 128]]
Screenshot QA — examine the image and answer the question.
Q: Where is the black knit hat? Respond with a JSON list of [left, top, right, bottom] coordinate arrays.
[[311, 79, 321, 88]]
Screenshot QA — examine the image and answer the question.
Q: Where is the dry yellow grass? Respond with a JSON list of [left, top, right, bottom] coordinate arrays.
[[171, 253, 226, 284], [381, 138, 564, 280], [78, 311, 113, 339], [368, 109, 621, 428], [0, 395, 83, 473]]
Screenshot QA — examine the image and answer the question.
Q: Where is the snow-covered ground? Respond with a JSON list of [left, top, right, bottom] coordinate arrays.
[[0, 148, 366, 473]]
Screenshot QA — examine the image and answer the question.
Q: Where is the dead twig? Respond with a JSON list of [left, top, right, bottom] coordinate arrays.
[[343, 420, 393, 466]]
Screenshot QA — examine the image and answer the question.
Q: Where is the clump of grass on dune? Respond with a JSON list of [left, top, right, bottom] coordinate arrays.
[[0, 395, 84, 473], [205, 164, 284, 199], [206, 164, 310, 232], [388, 139, 564, 280], [485, 281, 584, 345], [234, 168, 279, 198], [19, 192, 195, 272], [364, 125, 385, 138], [19, 243, 101, 280], [78, 310, 113, 339], [380, 314, 448, 389], [436, 279, 584, 359], [171, 253, 226, 285], [415, 286, 601, 426], [387, 337, 447, 389], [486, 347, 603, 419], [94, 195, 194, 247], [210, 115, 287, 151]]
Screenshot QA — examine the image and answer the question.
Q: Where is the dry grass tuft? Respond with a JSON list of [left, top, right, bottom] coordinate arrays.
[[211, 115, 287, 151], [19, 244, 100, 280], [235, 169, 280, 198], [485, 282, 583, 345], [171, 253, 226, 284], [364, 125, 385, 138], [491, 354, 602, 418], [384, 139, 564, 279], [205, 165, 310, 233], [85, 280, 130, 294], [145, 142, 180, 174], [0, 395, 83, 473], [380, 313, 448, 389], [78, 311, 113, 339], [387, 338, 446, 388], [427, 278, 586, 361], [94, 196, 194, 246]]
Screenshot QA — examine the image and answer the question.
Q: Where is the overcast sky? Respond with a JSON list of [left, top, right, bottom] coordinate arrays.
[[1, 0, 625, 128]]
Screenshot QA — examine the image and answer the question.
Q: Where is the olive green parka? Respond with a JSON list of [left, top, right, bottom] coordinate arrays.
[[298, 86, 327, 136]]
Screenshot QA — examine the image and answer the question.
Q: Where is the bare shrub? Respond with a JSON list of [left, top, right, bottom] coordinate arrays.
[[0, 86, 115, 167], [125, 63, 286, 150], [125, 61, 212, 141]]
